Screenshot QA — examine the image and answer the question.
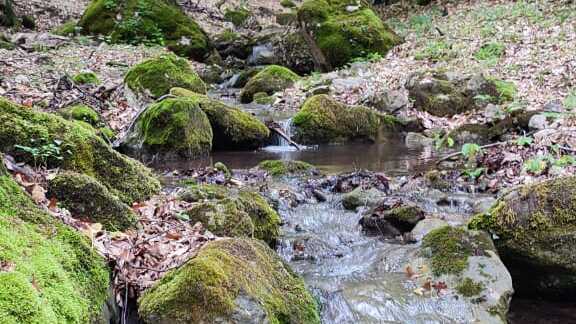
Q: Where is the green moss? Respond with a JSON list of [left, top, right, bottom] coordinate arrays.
[[234, 67, 262, 88], [52, 20, 77, 36], [170, 88, 270, 150], [292, 94, 399, 144], [281, 0, 297, 8], [59, 104, 100, 126], [422, 226, 494, 276], [125, 54, 206, 98], [0, 166, 109, 323], [456, 277, 485, 297], [240, 65, 300, 103], [179, 183, 229, 202], [474, 42, 505, 62], [258, 159, 314, 176], [187, 198, 255, 238], [73, 72, 100, 85], [122, 97, 213, 159], [297, 0, 402, 69], [79, 0, 212, 61], [223, 7, 251, 27], [138, 238, 320, 324], [0, 97, 160, 204], [424, 170, 450, 191], [253, 92, 274, 105], [48, 171, 136, 231], [489, 78, 517, 102], [214, 161, 231, 179], [237, 191, 281, 245]]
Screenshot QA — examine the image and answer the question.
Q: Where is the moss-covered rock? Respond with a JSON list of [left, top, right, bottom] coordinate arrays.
[[360, 204, 425, 237], [73, 72, 100, 85], [59, 104, 100, 126], [48, 171, 136, 231], [469, 176, 576, 296], [0, 97, 160, 204], [240, 65, 300, 103], [292, 94, 400, 144], [120, 97, 213, 160], [170, 88, 270, 150], [183, 185, 281, 245], [125, 54, 206, 99], [257, 159, 315, 176], [78, 0, 212, 61], [138, 238, 320, 324], [341, 187, 386, 210], [0, 160, 110, 323], [253, 92, 275, 105], [223, 7, 251, 27], [297, 0, 402, 69], [52, 20, 77, 36]]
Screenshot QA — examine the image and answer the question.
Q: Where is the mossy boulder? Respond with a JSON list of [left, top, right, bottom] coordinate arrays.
[[469, 176, 576, 297], [120, 97, 213, 160], [73, 72, 100, 85], [406, 71, 516, 117], [170, 88, 270, 150], [125, 54, 206, 99], [0, 160, 110, 323], [48, 171, 136, 231], [292, 94, 400, 144], [78, 0, 212, 61], [138, 238, 320, 324], [182, 184, 281, 246], [0, 97, 160, 204], [297, 0, 402, 69], [59, 104, 100, 126], [240, 65, 300, 103], [257, 159, 315, 176]]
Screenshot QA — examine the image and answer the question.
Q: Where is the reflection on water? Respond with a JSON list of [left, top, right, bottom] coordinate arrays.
[[151, 137, 436, 175]]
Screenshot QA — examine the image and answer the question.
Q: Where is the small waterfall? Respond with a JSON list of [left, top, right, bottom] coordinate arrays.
[[278, 118, 293, 147]]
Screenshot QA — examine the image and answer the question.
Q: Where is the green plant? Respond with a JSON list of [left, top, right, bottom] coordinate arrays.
[[14, 139, 72, 168], [409, 14, 433, 34], [434, 134, 454, 150], [461, 143, 483, 160], [516, 136, 533, 147], [350, 52, 383, 64], [474, 42, 505, 63], [554, 155, 576, 167], [564, 90, 576, 110], [104, 0, 117, 10], [415, 40, 453, 62], [523, 157, 547, 175], [463, 167, 485, 181]]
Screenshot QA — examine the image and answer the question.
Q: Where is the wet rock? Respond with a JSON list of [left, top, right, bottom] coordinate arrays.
[[341, 187, 385, 210], [410, 218, 449, 241], [120, 97, 213, 161], [0, 98, 160, 204], [297, 0, 402, 70], [138, 239, 320, 324], [247, 44, 275, 65], [360, 203, 425, 237], [170, 88, 270, 150], [213, 30, 253, 60], [240, 65, 300, 103], [124, 54, 206, 99], [405, 132, 434, 148], [292, 94, 401, 144], [78, 0, 212, 61], [48, 171, 136, 231], [407, 226, 513, 323], [469, 176, 576, 297]]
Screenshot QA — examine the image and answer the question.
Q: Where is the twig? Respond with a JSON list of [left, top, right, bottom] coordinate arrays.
[[436, 141, 505, 164]]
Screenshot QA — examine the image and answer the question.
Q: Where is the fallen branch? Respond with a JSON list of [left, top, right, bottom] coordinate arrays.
[[265, 121, 302, 150]]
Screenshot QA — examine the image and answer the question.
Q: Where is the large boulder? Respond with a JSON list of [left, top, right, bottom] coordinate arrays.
[[0, 160, 110, 323], [469, 176, 576, 297], [240, 65, 300, 103], [170, 88, 270, 150], [0, 98, 160, 204], [78, 0, 212, 61], [138, 238, 321, 324], [182, 184, 281, 246], [124, 54, 206, 99], [120, 97, 213, 160], [48, 171, 136, 231], [407, 226, 513, 323], [297, 0, 402, 70], [292, 94, 401, 144], [406, 71, 516, 117]]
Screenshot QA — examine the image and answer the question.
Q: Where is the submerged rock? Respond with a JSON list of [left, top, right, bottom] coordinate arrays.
[[138, 238, 320, 323], [0, 98, 160, 204], [257, 160, 316, 177], [0, 159, 110, 323], [79, 0, 212, 61], [125, 54, 206, 99], [297, 0, 402, 70], [292, 94, 400, 144], [48, 171, 136, 231], [469, 176, 576, 297], [170, 88, 270, 150], [120, 97, 213, 160], [240, 65, 300, 103], [341, 186, 385, 210]]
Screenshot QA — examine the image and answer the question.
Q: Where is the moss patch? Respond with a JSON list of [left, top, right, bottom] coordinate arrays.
[[59, 104, 100, 126], [125, 54, 206, 99], [456, 277, 485, 297], [258, 159, 315, 176], [297, 0, 402, 69], [48, 171, 136, 231], [73, 72, 100, 86], [52, 20, 77, 36], [138, 238, 320, 324], [292, 94, 400, 144], [78, 0, 212, 61], [0, 164, 109, 323], [0, 97, 160, 204], [223, 7, 251, 27], [170, 88, 269, 150], [240, 65, 300, 103]]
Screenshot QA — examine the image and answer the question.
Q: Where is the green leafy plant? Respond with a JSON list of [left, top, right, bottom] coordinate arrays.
[[462, 167, 485, 181], [523, 157, 547, 175], [554, 155, 576, 167], [461, 143, 483, 160], [14, 139, 72, 168], [350, 52, 384, 64], [474, 42, 505, 63], [516, 136, 533, 147], [434, 134, 455, 150], [415, 40, 453, 62], [409, 14, 433, 34]]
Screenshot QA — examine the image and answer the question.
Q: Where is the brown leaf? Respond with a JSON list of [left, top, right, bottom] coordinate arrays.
[[48, 197, 58, 211], [405, 265, 415, 278]]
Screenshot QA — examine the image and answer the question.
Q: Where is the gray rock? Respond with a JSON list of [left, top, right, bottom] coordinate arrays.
[[483, 104, 504, 120], [341, 187, 386, 210], [405, 132, 434, 148], [528, 113, 549, 130], [363, 89, 409, 113], [472, 196, 496, 214], [543, 99, 564, 112], [248, 44, 275, 65], [11, 32, 69, 51], [410, 218, 449, 241]]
